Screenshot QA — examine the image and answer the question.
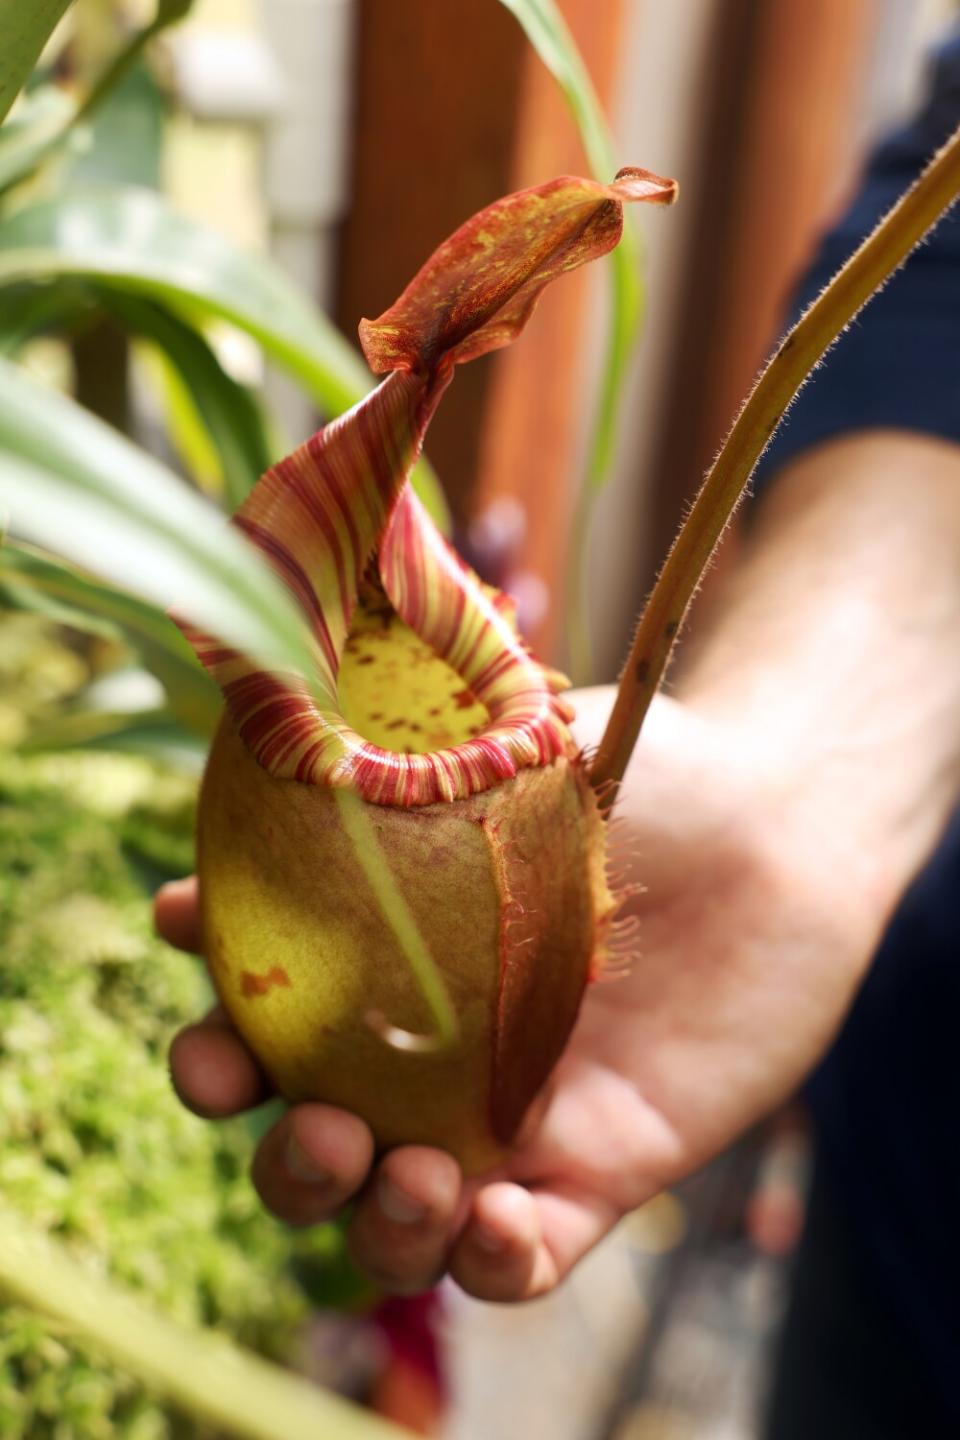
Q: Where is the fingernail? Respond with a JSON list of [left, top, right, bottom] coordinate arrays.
[[285, 1134, 331, 1186], [378, 1174, 427, 1226], [472, 1222, 506, 1255]]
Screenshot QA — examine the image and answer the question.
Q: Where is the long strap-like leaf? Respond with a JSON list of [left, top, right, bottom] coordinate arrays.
[[0, 0, 73, 124], [0, 542, 220, 734], [0, 1206, 408, 1440], [0, 188, 450, 528], [498, 0, 647, 679], [0, 358, 319, 690]]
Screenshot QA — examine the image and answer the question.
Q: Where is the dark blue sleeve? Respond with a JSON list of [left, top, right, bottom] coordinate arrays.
[[764, 32, 960, 1422], [755, 30, 960, 486]]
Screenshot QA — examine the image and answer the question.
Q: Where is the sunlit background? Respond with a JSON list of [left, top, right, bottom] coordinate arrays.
[[1, 1, 956, 1436]]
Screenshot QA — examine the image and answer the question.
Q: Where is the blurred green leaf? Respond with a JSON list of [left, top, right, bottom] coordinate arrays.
[[0, 541, 220, 733], [109, 293, 273, 507], [0, 87, 76, 194], [0, 280, 78, 354], [497, 0, 617, 179], [0, 188, 450, 527], [67, 62, 164, 190], [0, 188, 366, 405], [156, 0, 196, 22], [76, 0, 196, 125], [143, 338, 246, 503], [498, 4, 643, 467], [0, 0, 73, 125], [0, 282, 273, 505], [0, 552, 113, 638], [0, 358, 324, 699], [19, 705, 208, 768]]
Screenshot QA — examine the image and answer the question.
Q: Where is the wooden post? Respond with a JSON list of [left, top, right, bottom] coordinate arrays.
[[335, 0, 629, 658], [646, 0, 876, 621], [335, 0, 527, 527]]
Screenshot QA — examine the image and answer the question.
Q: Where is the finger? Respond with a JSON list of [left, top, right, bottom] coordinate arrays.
[[449, 1183, 547, 1301], [170, 1006, 268, 1118], [347, 1147, 462, 1294], [451, 1181, 620, 1302], [252, 1104, 375, 1227], [154, 876, 202, 954]]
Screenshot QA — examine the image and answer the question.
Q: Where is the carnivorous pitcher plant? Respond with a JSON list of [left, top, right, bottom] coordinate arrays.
[[180, 118, 960, 1174], [181, 168, 677, 1174]]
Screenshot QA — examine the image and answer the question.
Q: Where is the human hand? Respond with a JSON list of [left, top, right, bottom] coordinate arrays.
[[158, 687, 885, 1301]]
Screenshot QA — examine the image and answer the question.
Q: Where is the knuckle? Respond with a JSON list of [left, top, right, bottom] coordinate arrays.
[[346, 1228, 447, 1293]]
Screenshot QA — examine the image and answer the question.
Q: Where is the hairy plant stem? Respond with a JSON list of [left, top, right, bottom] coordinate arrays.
[[0, 1207, 407, 1440], [591, 120, 960, 797]]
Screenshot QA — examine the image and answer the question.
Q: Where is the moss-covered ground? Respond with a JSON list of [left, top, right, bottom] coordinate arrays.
[[0, 617, 355, 1438]]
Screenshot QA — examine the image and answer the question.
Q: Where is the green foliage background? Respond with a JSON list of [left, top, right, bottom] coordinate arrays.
[[0, 617, 345, 1437]]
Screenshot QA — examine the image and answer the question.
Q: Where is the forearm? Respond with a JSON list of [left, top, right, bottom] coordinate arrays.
[[678, 429, 960, 916]]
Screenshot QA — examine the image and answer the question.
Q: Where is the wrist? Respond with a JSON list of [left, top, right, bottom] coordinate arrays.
[[596, 687, 887, 1023], [670, 435, 960, 935], [677, 682, 924, 949]]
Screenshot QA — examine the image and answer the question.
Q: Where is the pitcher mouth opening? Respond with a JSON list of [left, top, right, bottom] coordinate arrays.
[[177, 378, 574, 807], [253, 578, 575, 808], [319, 547, 574, 804], [338, 576, 492, 756]]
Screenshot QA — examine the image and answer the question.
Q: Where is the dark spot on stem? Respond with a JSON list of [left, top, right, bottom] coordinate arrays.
[[665, 619, 679, 638], [635, 659, 651, 685]]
